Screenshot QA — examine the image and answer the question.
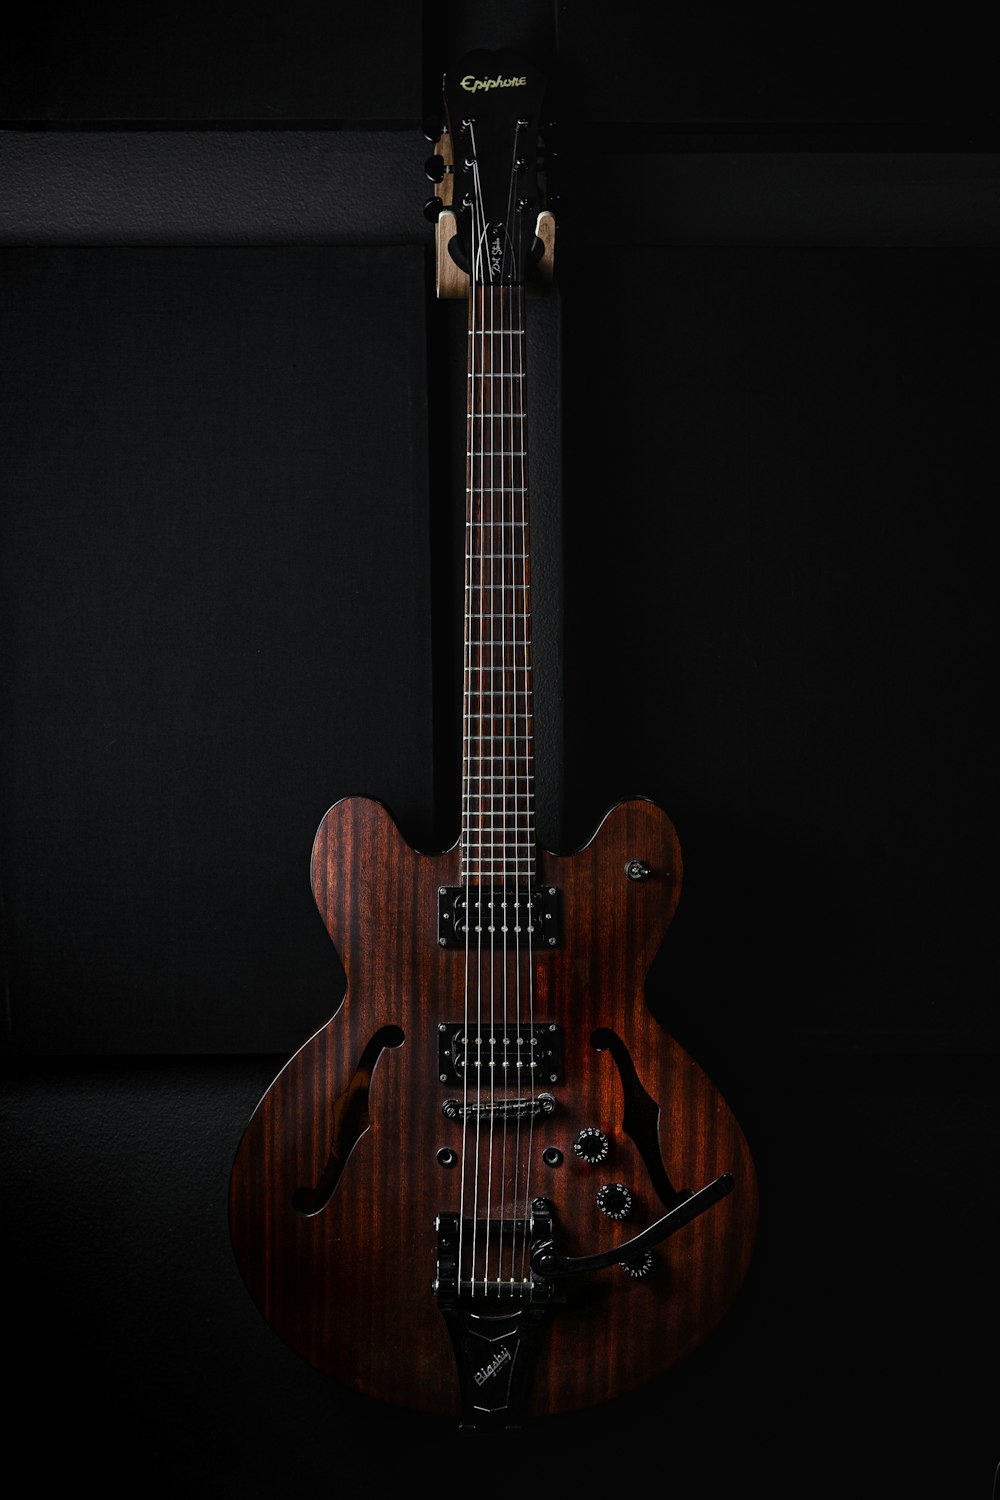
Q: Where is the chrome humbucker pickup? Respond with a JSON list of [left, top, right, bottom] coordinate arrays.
[[437, 1023, 562, 1087], [436, 885, 562, 949]]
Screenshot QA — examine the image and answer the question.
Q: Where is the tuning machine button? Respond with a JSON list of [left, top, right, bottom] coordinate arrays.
[[423, 196, 446, 222], [573, 1127, 609, 1164], [596, 1182, 633, 1221], [424, 154, 449, 183]]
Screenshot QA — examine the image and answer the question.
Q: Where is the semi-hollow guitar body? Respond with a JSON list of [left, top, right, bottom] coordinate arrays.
[[230, 794, 757, 1418], [229, 47, 757, 1426]]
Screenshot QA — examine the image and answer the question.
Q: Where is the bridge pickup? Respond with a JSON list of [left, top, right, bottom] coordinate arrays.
[[442, 1091, 556, 1122], [437, 885, 562, 949], [438, 1023, 562, 1086]]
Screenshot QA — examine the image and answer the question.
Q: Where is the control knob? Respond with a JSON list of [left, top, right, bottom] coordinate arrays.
[[596, 1182, 632, 1221], [573, 1127, 609, 1164], [620, 1250, 654, 1279]]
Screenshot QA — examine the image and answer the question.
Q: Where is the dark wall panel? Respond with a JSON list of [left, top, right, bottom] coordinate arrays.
[[558, 246, 997, 1063], [3, 1, 424, 121], [0, 246, 434, 1054], [9, 1, 997, 130], [556, 1, 999, 125]]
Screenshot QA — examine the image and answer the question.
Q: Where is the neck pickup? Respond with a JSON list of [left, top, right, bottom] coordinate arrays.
[[437, 884, 561, 949]]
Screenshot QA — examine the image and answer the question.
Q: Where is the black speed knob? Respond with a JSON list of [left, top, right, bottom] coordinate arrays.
[[596, 1182, 633, 1221], [573, 1127, 609, 1164]]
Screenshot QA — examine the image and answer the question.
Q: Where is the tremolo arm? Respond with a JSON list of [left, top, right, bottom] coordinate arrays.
[[530, 1173, 734, 1279]]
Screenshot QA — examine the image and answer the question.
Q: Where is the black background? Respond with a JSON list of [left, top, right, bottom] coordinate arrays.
[[2, 3, 997, 1495]]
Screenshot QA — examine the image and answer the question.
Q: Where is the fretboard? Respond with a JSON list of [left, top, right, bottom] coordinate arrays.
[[461, 284, 535, 884]]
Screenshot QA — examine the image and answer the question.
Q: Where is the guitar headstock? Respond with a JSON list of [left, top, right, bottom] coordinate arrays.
[[429, 49, 553, 296]]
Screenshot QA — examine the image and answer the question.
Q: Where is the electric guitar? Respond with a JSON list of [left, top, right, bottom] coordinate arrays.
[[229, 48, 758, 1427]]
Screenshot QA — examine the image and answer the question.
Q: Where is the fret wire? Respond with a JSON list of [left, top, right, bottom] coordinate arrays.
[[462, 835, 536, 841], [463, 285, 534, 870], [462, 774, 534, 782]]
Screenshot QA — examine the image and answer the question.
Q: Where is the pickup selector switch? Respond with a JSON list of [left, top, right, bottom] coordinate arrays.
[[573, 1127, 610, 1164], [596, 1182, 633, 1221]]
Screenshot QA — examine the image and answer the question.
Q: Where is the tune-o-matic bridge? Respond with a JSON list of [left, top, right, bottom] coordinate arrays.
[[437, 885, 562, 948], [442, 1091, 556, 1122], [437, 1022, 562, 1086]]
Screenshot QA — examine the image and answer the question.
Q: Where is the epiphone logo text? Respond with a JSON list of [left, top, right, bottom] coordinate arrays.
[[461, 74, 527, 92], [473, 1344, 512, 1386]]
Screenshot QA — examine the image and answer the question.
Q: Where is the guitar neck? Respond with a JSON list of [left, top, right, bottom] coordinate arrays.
[[461, 283, 536, 886]]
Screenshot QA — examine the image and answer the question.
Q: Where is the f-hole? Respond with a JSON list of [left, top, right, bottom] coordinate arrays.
[[291, 1025, 404, 1215], [590, 1026, 689, 1211]]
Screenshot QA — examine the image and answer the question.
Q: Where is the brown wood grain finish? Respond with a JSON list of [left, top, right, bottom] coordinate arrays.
[[228, 794, 758, 1417]]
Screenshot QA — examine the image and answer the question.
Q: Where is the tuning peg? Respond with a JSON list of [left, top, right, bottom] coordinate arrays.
[[424, 154, 447, 183], [422, 117, 445, 142], [423, 196, 446, 223]]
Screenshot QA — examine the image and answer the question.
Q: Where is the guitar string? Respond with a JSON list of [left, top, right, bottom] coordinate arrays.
[[497, 140, 520, 1290], [498, 136, 529, 1290], [463, 127, 535, 1295], [457, 150, 473, 1298], [479, 159, 504, 1292], [502, 272, 516, 1289], [484, 271, 497, 1290], [501, 275, 516, 1290], [462, 127, 486, 1297], [518, 277, 538, 1287], [498, 272, 537, 1295], [475, 158, 492, 1294], [492, 276, 503, 1290], [473, 144, 488, 1295]]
